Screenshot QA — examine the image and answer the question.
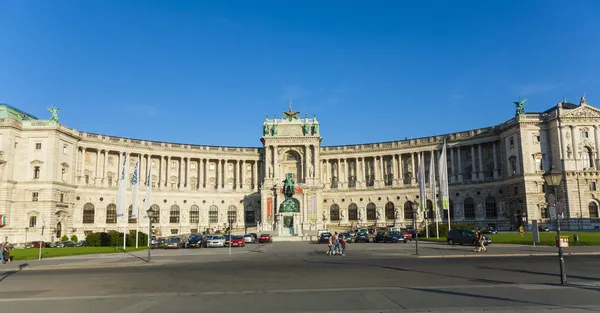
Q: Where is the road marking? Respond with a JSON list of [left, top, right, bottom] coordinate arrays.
[[114, 298, 162, 313]]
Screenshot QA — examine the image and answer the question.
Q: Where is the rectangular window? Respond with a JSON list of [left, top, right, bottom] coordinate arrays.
[[582, 131, 589, 138], [209, 211, 218, 223], [85, 175, 90, 184], [509, 137, 514, 148], [171, 229, 178, 235], [535, 158, 542, 171], [35, 143, 42, 150], [535, 135, 541, 142], [190, 229, 198, 234], [189, 211, 199, 224], [29, 216, 37, 228], [60, 193, 64, 202], [33, 166, 40, 179], [84, 230, 92, 236], [191, 163, 196, 170], [63, 145, 67, 154], [513, 185, 518, 195], [108, 175, 113, 187], [32, 192, 39, 202], [591, 182, 597, 191]]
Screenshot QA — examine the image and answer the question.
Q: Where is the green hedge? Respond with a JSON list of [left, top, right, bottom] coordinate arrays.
[[419, 223, 477, 237], [85, 231, 148, 247]]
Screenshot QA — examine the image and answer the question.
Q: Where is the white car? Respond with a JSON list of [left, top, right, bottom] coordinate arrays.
[[207, 236, 225, 248]]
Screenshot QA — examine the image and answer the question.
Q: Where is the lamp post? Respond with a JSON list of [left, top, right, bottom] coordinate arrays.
[[412, 200, 419, 256], [25, 227, 29, 245], [542, 166, 567, 286], [394, 209, 398, 227], [146, 208, 154, 262], [228, 218, 233, 255]]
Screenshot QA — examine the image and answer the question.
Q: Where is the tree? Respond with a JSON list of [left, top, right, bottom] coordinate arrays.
[[61, 235, 69, 242], [70, 234, 78, 242]]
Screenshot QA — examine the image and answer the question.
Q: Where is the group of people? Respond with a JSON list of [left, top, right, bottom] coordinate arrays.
[[326, 232, 347, 256], [0, 242, 11, 264], [473, 229, 488, 253]]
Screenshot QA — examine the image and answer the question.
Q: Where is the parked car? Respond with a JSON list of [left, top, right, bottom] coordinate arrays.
[[186, 235, 203, 248], [482, 227, 498, 234], [447, 229, 492, 245], [538, 225, 550, 232], [258, 234, 272, 243], [318, 232, 332, 243], [243, 234, 256, 243], [383, 231, 408, 243], [339, 232, 355, 243], [25, 241, 46, 248], [56, 241, 76, 248], [76, 240, 86, 247], [165, 237, 183, 249], [207, 236, 226, 248], [230, 236, 246, 247], [373, 231, 386, 243], [355, 231, 370, 243]]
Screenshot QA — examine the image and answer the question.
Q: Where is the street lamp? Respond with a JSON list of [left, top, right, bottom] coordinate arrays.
[[228, 218, 233, 255], [412, 200, 420, 256], [146, 208, 154, 262], [542, 166, 567, 286]]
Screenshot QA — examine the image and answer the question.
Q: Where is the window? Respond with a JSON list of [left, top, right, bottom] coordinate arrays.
[[33, 166, 40, 179], [210, 164, 215, 170], [171, 229, 178, 235], [330, 204, 340, 221], [29, 216, 37, 228], [228, 164, 233, 171], [509, 156, 517, 175], [32, 192, 39, 202], [591, 182, 597, 191], [485, 197, 497, 218], [443, 200, 455, 220], [513, 184, 518, 195], [149, 205, 160, 223], [227, 205, 237, 223], [108, 174, 114, 187], [535, 158, 542, 171], [60, 193, 64, 202], [540, 205, 549, 219], [170, 205, 180, 223], [63, 145, 68, 154], [35, 143, 41, 150], [171, 162, 176, 169], [534, 135, 541, 143], [509, 137, 514, 148], [84, 230, 92, 236], [106, 204, 117, 224], [463, 198, 475, 219], [385, 202, 395, 219], [582, 131, 590, 139], [190, 229, 198, 234], [83, 203, 95, 224], [128, 205, 137, 223], [209, 205, 218, 223], [189, 205, 199, 224], [348, 203, 358, 221], [583, 147, 594, 169], [589, 201, 599, 219], [85, 175, 90, 184], [61, 168, 67, 181], [404, 201, 414, 220], [191, 163, 196, 170], [366, 203, 376, 220]]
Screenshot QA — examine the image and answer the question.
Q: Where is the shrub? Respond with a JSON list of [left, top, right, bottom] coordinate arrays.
[[61, 235, 69, 242], [70, 235, 78, 242], [419, 222, 477, 237], [85, 232, 102, 246]]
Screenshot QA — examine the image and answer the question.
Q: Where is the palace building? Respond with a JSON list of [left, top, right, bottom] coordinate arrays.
[[1, 98, 599, 243]]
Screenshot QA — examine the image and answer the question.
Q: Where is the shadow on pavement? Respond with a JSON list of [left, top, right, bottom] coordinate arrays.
[[0, 270, 19, 283], [477, 266, 600, 282], [121, 250, 149, 263], [381, 265, 510, 285]]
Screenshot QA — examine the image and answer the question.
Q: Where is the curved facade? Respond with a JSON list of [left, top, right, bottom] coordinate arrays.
[[1, 98, 600, 243]]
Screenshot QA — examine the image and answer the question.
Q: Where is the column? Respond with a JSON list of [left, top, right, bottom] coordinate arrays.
[[103, 150, 108, 186], [162, 156, 168, 187], [478, 144, 484, 181], [314, 146, 321, 181], [264, 146, 271, 179], [239, 160, 244, 189], [199, 158, 204, 189], [595, 126, 600, 168], [80, 147, 86, 183], [342, 158, 347, 185], [117, 152, 122, 186], [398, 154, 404, 185], [392, 155, 397, 186], [336, 158, 341, 184], [273, 145, 279, 181], [380, 156, 385, 185], [215, 159, 220, 189], [185, 158, 190, 189], [457, 147, 463, 182], [411, 153, 416, 185], [177, 158, 182, 189], [492, 142, 499, 179], [253, 160, 258, 189], [471, 145, 477, 181], [430, 150, 436, 183], [571, 125, 577, 160], [94, 150, 100, 185], [449, 148, 455, 183], [304, 145, 309, 181]]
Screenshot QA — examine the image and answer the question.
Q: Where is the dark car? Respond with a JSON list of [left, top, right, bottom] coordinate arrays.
[[373, 231, 386, 243], [538, 225, 550, 232], [482, 227, 498, 235], [355, 231, 370, 243], [318, 232, 332, 243], [56, 241, 76, 248], [339, 232, 354, 243], [165, 237, 183, 249], [447, 229, 492, 245], [383, 231, 407, 243], [186, 235, 203, 248]]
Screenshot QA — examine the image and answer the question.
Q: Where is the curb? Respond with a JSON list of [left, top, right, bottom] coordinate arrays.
[[18, 262, 162, 272], [416, 251, 600, 259]]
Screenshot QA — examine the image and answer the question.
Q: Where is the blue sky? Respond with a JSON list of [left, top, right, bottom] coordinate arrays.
[[1, 1, 599, 147]]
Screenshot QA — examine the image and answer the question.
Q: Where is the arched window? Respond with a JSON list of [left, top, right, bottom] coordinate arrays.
[[426, 200, 434, 220], [209, 205, 218, 223], [128, 205, 137, 224], [106, 204, 117, 224], [170, 205, 180, 223], [583, 147, 594, 169], [404, 201, 414, 220], [149, 204, 160, 224], [348, 203, 358, 221], [330, 204, 340, 221], [366, 203, 376, 220], [189, 205, 199, 224], [29, 216, 37, 228], [227, 205, 237, 222], [385, 202, 395, 220], [83, 203, 95, 224], [485, 197, 497, 218], [589, 201, 599, 218], [463, 198, 475, 219]]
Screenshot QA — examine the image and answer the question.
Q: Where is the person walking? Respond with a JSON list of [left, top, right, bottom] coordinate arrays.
[[0, 242, 4, 264], [327, 234, 333, 256], [473, 229, 481, 252], [333, 232, 340, 255], [3, 242, 11, 263], [478, 231, 487, 253], [340, 235, 347, 256]]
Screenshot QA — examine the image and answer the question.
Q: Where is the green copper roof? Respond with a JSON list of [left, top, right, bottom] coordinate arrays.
[[0, 104, 39, 121]]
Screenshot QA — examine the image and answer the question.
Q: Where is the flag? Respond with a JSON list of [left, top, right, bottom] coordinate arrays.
[[429, 151, 437, 220], [438, 140, 450, 212], [116, 154, 128, 219], [131, 161, 139, 220], [417, 152, 427, 212], [143, 167, 152, 219]]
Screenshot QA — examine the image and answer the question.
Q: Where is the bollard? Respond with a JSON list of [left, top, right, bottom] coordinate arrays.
[[573, 234, 579, 242], [115, 244, 118, 252]]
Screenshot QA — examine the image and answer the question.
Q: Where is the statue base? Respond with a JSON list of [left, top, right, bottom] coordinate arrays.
[[277, 212, 301, 237], [279, 198, 299, 213]]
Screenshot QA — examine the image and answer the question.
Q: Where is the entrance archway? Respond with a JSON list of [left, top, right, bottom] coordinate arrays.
[[281, 150, 302, 183]]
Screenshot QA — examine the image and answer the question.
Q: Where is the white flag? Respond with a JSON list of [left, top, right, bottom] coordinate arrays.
[[417, 152, 427, 212], [438, 140, 450, 212], [131, 161, 139, 220], [143, 167, 152, 219], [429, 151, 437, 219], [116, 154, 128, 219]]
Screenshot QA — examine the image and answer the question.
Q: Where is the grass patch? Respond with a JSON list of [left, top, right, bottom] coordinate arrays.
[[419, 232, 600, 246], [10, 246, 147, 261]]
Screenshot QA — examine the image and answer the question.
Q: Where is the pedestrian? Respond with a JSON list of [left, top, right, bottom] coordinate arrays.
[[478, 231, 487, 253], [0, 242, 4, 264], [340, 236, 347, 256], [473, 229, 481, 252], [3, 242, 10, 263], [333, 232, 340, 255], [519, 225, 524, 237], [327, 234, 333, 256]]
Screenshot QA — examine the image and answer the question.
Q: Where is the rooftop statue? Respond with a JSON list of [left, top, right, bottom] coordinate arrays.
[[271, 123, 278, 136], [311, 122, 319, 135], [580, 94, 587, 105], [513, 98, 527, 116], [263, 123, 270, 136], [48, 106, 60, 122], [282, 100, 300, 121]]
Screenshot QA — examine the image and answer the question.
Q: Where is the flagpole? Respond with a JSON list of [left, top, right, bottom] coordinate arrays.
[[135, 205, 139, 249]]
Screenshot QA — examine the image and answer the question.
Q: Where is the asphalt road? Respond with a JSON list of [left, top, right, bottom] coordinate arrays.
[[0, 243, 600, 312]]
